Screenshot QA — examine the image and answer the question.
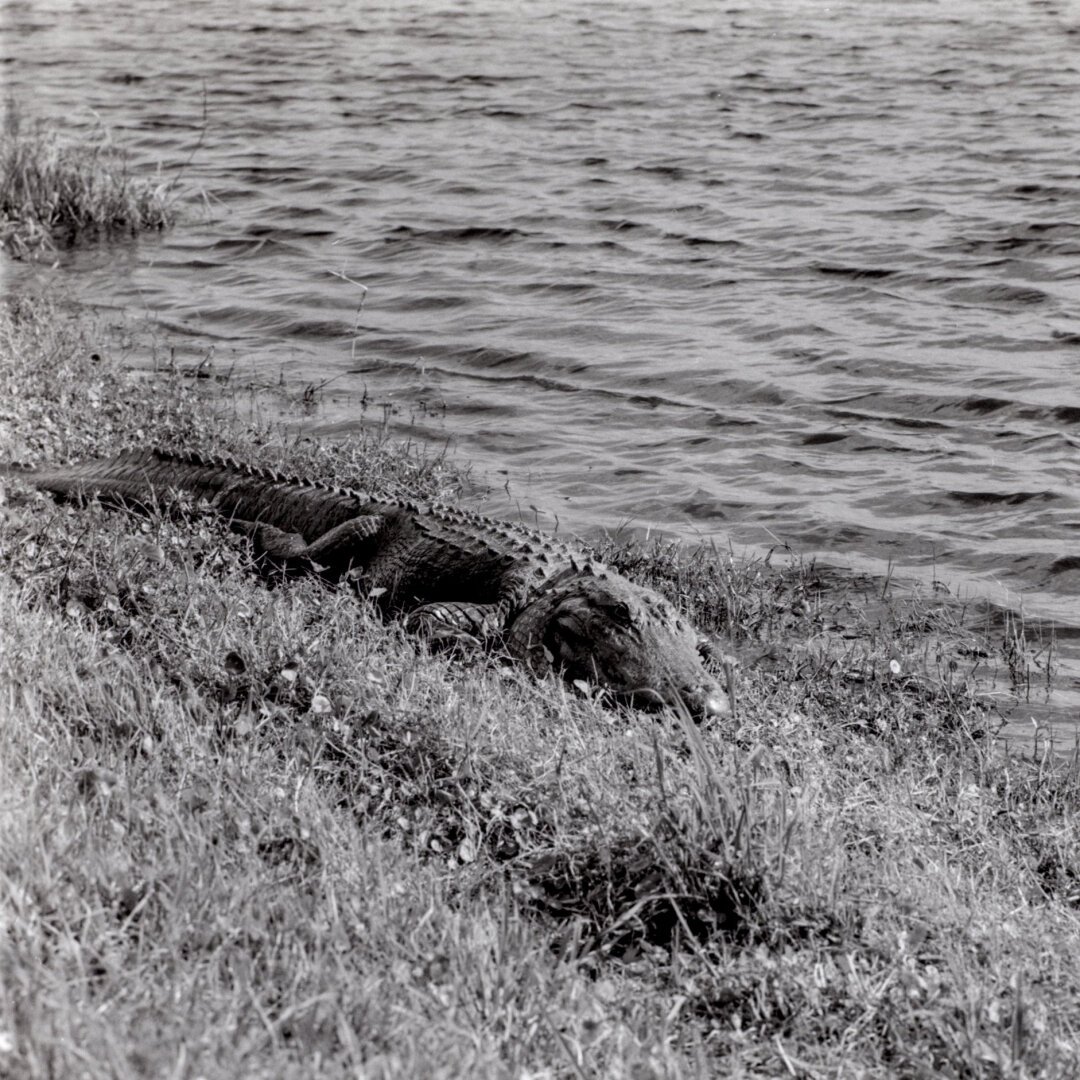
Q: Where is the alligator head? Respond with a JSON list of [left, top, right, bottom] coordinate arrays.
[[505, 565, 729, 719]]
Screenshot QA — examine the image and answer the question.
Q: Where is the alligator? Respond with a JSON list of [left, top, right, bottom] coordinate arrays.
[[0, 448, 730, 719]]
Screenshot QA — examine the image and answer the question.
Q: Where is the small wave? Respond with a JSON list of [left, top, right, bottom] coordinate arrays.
[[207, 236, 308, 258], [816, 265, 897, 280], [598, 218, 649, 233], [825, 407, 950, 431], [247, 23, 309, 35], [246, 222, 333, 241], [800, 431, 920, 454], [944, 227, 1080, 258], [633, 163, 691, 179], [511, 281, 598, 296], [864, 206, 942, 220], [230, 165, 309, 183], [946, 490, 1059, 507], [958, 396, 1011, 414], [383, 294, 472, 312], [341, 165, 418, 183], [384, 225, 532, 243], [942, 283, 1050, 307], [668, 232, 742, 249], [679, 498, 729, 522], [748, 323, 837, 343], [801, 432, 848, 446], [452, 107, 528, 119], [457, 346, 535, 369], [280, 318, 352, 339], [1006, 183, 1080, 201]]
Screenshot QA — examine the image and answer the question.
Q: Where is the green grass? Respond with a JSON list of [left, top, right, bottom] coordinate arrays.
[[0, 111, 175, 258], [2, 296, 1080, 1077]]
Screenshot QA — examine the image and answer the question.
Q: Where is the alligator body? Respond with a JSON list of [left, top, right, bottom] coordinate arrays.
[[1, 448, 728, 718]]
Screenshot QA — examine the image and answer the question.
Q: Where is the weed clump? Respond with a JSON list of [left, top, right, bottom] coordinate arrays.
[[0, 109, 174, 258]]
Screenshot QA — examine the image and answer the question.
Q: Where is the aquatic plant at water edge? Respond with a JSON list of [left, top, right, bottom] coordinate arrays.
[[0, 109, 174, 258]]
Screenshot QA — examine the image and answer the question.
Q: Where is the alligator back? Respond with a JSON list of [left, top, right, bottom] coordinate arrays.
[[0, 448, 370, 539]]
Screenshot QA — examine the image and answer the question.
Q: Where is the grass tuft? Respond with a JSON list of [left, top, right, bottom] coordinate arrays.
[[0, 109, 175, 258]]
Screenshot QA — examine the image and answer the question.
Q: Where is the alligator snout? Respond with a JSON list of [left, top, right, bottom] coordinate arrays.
[[684, 682, 730, 720], [507, 570, 731, 720], [624, 676, 729, 720]]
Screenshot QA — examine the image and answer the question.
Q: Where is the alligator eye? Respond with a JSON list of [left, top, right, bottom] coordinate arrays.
[[606, 602, 635, 628]]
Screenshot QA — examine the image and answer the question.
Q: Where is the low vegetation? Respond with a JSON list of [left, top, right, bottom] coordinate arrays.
[[2, 296, 1079, 1078], [0, 111, 174, 258]]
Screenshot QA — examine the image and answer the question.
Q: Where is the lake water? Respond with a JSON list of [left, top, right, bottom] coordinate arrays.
[[5, 0, 1080, 729]]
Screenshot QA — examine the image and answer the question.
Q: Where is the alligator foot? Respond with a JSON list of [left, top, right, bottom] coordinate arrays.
[[405, 600, 505, 650]]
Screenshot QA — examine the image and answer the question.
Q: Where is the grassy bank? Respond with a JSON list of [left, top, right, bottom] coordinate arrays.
[[0, 112, 174, 258], [2, 297, 1080, 1078]]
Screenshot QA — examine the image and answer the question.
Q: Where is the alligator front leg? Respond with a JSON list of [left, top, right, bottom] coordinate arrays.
[[232, 514, 385, 576]]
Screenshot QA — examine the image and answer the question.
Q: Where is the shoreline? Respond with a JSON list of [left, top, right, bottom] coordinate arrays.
[[2, 294, 1080, 1075]]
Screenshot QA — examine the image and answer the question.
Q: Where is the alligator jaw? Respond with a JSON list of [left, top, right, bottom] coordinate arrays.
[[621, 681, 729, 719], [505, 568, 729, 721]]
